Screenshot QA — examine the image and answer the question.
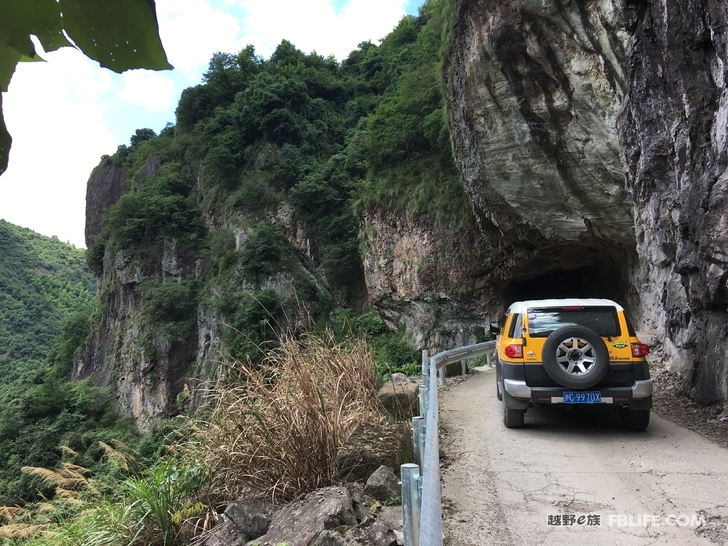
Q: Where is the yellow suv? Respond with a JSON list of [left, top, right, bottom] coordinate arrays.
[[491, 298, 652, 430]]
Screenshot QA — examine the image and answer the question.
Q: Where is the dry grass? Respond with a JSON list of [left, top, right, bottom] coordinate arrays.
[[189, 331, 382, 502]]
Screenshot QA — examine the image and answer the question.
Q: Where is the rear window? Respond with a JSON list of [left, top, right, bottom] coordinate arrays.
[[526, 306, 621, 338]]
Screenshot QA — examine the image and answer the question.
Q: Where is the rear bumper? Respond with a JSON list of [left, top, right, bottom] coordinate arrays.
[[503, 379, 653, 409]]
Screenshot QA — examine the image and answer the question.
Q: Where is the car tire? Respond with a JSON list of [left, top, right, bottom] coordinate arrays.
[[496, 360, 503, 401], [503, 403, 525, 428], [542, 325, 609, 390], [620, 408, 650, 431]]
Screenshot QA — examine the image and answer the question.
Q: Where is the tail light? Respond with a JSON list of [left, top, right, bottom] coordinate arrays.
[[504, 344, 523, 358], [631, 343, 650, 357]]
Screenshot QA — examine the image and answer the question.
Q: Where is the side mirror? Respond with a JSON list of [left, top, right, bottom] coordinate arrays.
[[489, 322, 499, 336]]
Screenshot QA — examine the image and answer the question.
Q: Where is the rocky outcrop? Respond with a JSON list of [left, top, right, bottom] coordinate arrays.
[[376, 373, 420, 421], [617, 0, 728, 404], [361, 210, 491, 347], [335, 422, 412, 483], [447, 0, 637, 306], [202, 484, 402, 546], [85, 161, 127, 247]]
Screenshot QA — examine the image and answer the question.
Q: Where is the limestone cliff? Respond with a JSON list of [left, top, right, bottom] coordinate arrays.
[[361, 210, 490, 348], [80, 156, 340, 429], [447, 0, 639, 307], [617, 0, 728, 404]]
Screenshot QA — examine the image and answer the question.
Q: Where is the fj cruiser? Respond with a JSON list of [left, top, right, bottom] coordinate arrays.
[[491, 298, 652, 430]]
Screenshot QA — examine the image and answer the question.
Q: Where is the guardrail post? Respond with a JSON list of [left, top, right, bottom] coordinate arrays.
[[421, 349, 429, 377], [419, 384, 428, 417], [412, 416, 425, 467], [401, 463, 421, 546], [486, 350, 493, 368], [438, 366, 446, 386], [460, 359, 467, 375]]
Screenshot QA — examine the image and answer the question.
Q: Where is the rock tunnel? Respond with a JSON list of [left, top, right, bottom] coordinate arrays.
[[502, 259, 631, 309]]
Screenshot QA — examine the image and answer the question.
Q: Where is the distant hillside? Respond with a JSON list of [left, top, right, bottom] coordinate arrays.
[[0, 219, 95, 382]]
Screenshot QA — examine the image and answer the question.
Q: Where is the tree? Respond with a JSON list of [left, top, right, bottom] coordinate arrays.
[[130, 128, 157, 147], [0, 0, 173, 175]]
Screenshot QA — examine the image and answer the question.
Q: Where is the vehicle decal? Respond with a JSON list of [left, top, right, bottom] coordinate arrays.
[[612, 340, 628, 348]]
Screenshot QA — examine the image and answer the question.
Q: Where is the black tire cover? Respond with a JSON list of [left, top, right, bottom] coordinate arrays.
[[541, 324, 609, 389]]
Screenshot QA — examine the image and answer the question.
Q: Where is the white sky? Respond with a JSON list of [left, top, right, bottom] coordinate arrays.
[[0, 0, 423, 248]]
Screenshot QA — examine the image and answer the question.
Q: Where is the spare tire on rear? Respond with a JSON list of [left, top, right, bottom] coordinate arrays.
[[541, 325, 609, 390]]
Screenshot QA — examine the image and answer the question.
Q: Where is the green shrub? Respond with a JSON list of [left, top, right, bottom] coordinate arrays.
[[225, 289, 283, 362], [371, 333, 420, 381], [240, 223, 289, 283], [139, 278, 200, 340]]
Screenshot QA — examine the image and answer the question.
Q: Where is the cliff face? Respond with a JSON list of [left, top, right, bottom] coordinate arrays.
[[361, 210, 491, 348], [449, 0, 728, 404], [80, 157, 340, 430], [617, 0, 728, 404], [447, 0, 639, 309], [79, 158, 201, 430]]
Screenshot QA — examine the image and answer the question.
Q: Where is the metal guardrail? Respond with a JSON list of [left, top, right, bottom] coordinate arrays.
[[401, 340, 497, 546]]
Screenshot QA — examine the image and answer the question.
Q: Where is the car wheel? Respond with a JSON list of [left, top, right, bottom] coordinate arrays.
[[496, 360, 503, 401], [503, 403, 525, 428], [619, 408, 650, 431], [541, 325, 609, 390]]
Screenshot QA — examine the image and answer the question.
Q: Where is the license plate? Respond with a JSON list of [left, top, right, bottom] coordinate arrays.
[[563, 391, 602, 404]]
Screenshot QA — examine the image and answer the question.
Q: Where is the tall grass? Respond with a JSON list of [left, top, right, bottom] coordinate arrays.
[[189, 331, 382, 502]]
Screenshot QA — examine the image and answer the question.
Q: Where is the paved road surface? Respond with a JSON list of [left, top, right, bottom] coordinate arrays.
[[439, 367, 728, 545]]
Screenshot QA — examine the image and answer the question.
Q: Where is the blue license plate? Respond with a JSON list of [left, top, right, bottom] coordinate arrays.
[[563, 391, 602, 404]]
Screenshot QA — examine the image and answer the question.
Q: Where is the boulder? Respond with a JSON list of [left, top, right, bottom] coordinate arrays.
[[253, 486, 357, 546], [377, 375, 419, 420], [201, 498, 274, 546], [364, 466, 400, 504], [336, 422, 413, 483]]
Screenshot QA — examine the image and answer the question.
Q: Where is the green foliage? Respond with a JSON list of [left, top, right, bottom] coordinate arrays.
[[224, 289, 282, 362], [371, 332, 421, 381], [354, 0, 471, 223], [104, 162, 205, 254], [239, 223, 290, 283], [123, 460, 209, 546], [0, 220, 94, 382], [207, 229, 237, 275], [138, 278, 200, 341], [130, 128, 156, 147]]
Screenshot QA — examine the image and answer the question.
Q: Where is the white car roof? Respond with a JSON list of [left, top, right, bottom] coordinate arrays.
[[507, 298, 623, 314]]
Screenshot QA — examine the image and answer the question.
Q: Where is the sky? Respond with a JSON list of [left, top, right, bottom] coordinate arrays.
[[0, 0, 425, 248]]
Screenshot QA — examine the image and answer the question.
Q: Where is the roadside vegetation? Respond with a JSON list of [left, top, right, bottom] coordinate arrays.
[[0, 330, 383, 545]]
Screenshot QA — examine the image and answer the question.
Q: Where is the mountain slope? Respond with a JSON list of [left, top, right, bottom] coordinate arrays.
[[0, 219, 95, 382]]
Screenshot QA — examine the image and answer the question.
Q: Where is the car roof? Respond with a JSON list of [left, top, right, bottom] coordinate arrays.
[[507, 298, 623, 314]]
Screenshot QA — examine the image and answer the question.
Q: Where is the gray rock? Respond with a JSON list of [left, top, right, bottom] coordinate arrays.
[[254, 486, 356, 546], [336, 422, 413, 483], [364, 466, 400, 505], [201, 498, 274, 546], [377, 380, 419, 421], [309, 528, 367, 546], [616, 0, 728, 405], [366, 519, 399, 546]]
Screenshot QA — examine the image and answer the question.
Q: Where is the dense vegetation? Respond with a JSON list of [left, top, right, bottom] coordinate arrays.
[[0, 0, 468, 542], [0, 221, 171, 508], [0, 221, 94, 383]]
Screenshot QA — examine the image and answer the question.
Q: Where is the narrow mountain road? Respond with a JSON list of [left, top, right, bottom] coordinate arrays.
[[439, 368, 728, 546]]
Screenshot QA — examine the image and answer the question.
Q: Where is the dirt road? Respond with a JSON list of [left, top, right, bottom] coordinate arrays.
[[439, 367, 728, 545]]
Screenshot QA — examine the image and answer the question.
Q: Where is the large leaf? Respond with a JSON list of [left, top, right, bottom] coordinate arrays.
[[0, 0, 172, 175], [59, 0, 172, 73], [0, 45, 22, 92], [0, 94, 9, 175], [0, 0, 71, 57]]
